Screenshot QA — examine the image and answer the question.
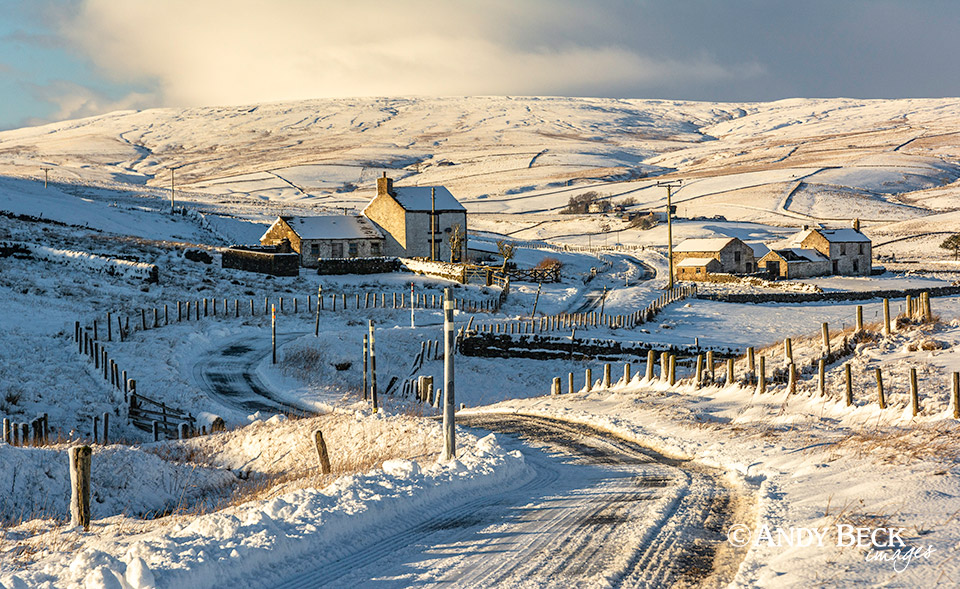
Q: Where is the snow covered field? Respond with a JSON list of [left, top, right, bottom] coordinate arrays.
[[1, 96, 960, 587]]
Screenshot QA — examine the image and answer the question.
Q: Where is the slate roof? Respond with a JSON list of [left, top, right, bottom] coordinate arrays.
[[792, 227, 870, 244], [390, 186, 465, 212], [673, 237, 736, 253], [676, 257, 721, 268], [263, 215, 383, 241]]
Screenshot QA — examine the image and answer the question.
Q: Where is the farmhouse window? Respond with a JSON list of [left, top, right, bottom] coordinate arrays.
[[841, 244, 846, 255], [734, 251, 741, 263], [859, 244, 864, 254], [310, 243, 319, 256], [331, 243, 343, 258], [348, 242, 359, 257], [370, 242, 381, 256]]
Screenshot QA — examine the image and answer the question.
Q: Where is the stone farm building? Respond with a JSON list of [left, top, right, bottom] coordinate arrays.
[[363, 174, 467, 260], [260, 215, 384, 268], [672, 237, 756, 281], [760, 222, 872, 278], [758, 248, 831, 279]]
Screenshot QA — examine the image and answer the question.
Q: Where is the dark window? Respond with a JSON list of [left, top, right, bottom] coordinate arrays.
[[348, 242, 359, 257], [310, 243, 319, 256], [859, 244, 864, 254], [331, 243, 343, 258], [840, 244, 846, 255], [370, 242, 381, 256], [734, 251, 741, 263], [853, 260, 859, 272]]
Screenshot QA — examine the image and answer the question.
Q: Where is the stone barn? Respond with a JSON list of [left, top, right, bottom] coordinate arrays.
[[758, 248, 831, 279], [672, 237, 756, 280], [362, 174, 467, 261], [675, 257, 722, 281], [260, 215, 385, 268]]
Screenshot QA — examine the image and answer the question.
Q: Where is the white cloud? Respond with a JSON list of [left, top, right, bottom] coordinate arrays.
[[28, 80, 156, 123], [57, 0, 762, 109]]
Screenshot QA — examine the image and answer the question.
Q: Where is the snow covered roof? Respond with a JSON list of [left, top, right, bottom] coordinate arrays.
[[792, 227, 870, 244], [673, 237, 736, 253], [766, 248, 828, 263], [264, 216, 383, 241], [391, 186, 465, 212], [676, 257, 720, 268], [747, 242, 770, 259]]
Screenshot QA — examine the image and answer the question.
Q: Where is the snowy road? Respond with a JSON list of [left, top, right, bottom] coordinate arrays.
[[192, 331, 317, 416], [270, 413, 749, 589]]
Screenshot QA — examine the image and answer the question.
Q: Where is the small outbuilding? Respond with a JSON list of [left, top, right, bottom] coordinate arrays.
[[675, 257, 722, 281], [260, 215, 385, 268], [759, 248, 831, 279]]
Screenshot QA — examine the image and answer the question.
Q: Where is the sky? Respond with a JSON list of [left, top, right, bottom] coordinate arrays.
[[0, 0, 958, 130]]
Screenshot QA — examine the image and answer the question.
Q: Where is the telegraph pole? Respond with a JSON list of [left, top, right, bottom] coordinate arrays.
[[41, 167, 51, 189], [430, 187, 437, 261], [170, 168, 176, 214], [657, 180, 682, 289]]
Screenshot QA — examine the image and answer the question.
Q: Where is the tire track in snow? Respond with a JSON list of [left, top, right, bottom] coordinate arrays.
[[271, 413, 752, 588]]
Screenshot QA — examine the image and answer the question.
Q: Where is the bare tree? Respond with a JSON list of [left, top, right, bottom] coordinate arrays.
[[449, 224, 465, 263], [496, 240, 515, 272]]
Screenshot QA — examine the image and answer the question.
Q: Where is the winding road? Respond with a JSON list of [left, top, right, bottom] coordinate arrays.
[[191, 331, 316, 416], [270, 414, 750, 588]]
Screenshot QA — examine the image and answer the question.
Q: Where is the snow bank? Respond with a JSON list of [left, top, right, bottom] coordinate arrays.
[[1, 242, 158, 283], [1, 432, 528, 589]]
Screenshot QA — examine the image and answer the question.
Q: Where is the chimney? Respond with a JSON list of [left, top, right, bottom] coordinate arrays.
[[852, 218, 860, 232], [802, 224, 809, 230], [377, 172, 394, 197]]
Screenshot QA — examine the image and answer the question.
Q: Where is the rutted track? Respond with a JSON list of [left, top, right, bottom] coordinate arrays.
[[272, 413, 752, 588], [192, 331, 316, 415]]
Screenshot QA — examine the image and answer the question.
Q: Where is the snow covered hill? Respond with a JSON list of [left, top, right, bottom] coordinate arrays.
[[1, 96, 958, 227]]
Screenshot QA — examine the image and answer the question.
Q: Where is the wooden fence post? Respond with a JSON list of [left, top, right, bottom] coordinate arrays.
[[875, 367, 886, 409], [623, 363, 631, 385], [584, 368, 592, 392], [2, 418, 8, 444], [106, 313, 111, 341], [660, 352, 669, 382], [646, 350, 655, 382], [747, 347, 755, 377], [706, 351, 714, 382], [668, 355, 676, 386], [552, 377, 561, 395], [883, 298, 891, 335], [369, 320, 378, 412], [568, 372, 574, 395], [314, 430, 332, 474], [102, 412, 109, 445], [845, 364, 853, 406], [784, 337, 793, 365], [910, 368, 920, 416], [69, 445, 92, 531], [953, 372, 959, 419], [856, 305, 863, 332], [603, 363, 611, 388], [822, 323, 830, 355], [788, 363, 797, 394], [727, 358, 734, 385], [695, 354, 704, 388], [757, 357, 766, 394]]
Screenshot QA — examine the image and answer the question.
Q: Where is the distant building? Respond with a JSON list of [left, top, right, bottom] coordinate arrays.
[[260, 215, 384, 268], [672, 237, 756, 280], [363, 174, 467, 261], [761, 221, 872, 277], [675, 257, 722, 280], [758, 248, 831, 279]]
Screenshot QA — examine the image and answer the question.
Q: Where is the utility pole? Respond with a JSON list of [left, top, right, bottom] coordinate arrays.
[[430, 187, 437, 261], [41, 167, 50, 189], [657, 180, 682, 289], [441, 288, 456, 461], [170, 168, 176, 214]]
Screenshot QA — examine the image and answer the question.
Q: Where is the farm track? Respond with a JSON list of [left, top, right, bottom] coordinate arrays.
[[270, 413, 752, 589], [192, 331, 317, 416]]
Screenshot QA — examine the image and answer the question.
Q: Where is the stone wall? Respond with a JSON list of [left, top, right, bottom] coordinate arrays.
[[698, 285, 960, 304], [316, 257, 401, 275], [221, 246, 299, 276]]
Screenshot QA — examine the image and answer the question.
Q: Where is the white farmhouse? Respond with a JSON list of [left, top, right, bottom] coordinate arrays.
[[362, 174, 467, 261]]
